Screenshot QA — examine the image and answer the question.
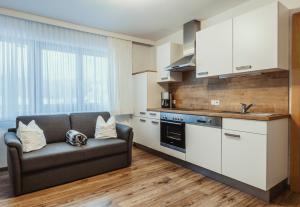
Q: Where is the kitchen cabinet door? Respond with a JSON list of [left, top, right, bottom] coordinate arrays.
[[233, 2, 289, 73], [156, 42, 183, 82], [133, 116, 160, 151], [186, 124, 222, 173], [196, 19, 233, 78], [157, 43, 171, 81], [222, 129, 267, 190], [132, 116, 149, 146], [133, 73, 148, 117], [132, 44, 156, 74], [146, 119, 161, 151]]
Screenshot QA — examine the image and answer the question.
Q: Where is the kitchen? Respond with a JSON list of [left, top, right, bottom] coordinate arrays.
[[1, 0, 300, 206], [131, 0, 297, 202]]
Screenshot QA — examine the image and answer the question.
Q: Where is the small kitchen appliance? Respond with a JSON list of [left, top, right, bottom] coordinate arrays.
[[161, 92, 171, 108]]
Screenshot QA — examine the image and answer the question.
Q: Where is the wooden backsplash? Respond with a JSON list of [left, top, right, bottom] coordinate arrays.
[[169, 71, 289, 114]]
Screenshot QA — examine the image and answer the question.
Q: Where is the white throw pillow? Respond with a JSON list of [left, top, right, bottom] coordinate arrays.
[[95, 116, 117, 139], [17, 120, 47, 152]]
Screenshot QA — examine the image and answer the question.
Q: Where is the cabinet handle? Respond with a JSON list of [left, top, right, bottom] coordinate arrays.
[[140, 119, 146, 122], [149, 113, 156, 116], [236, 65, 252, 70], [161, 77, 168, 80], [151, 121, 159, 124], [197, 72, 208, 76], [140, 112, 146, 115], [224, 133, 241, 139]]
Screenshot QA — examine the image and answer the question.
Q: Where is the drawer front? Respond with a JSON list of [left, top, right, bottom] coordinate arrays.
[[147, 111, 160, 119], [135, 111, 147, 118], [222, 129, 267, 190], [223, 118, 267, 134]]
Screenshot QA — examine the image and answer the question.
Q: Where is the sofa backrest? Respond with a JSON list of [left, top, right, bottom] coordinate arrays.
[[16, 114, 71, 144], [70, 112, 110, 138]]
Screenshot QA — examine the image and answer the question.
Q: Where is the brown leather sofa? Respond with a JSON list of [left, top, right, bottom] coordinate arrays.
[[4, 112, 133, 196]]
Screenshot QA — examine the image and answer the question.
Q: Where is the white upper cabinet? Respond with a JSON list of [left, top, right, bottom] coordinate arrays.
[[132, 43, 156, 74], [133, 72, 163, 117], [196, 19, 233, 78], [233, 2, 289, 73], [156, 42, 183, 82]]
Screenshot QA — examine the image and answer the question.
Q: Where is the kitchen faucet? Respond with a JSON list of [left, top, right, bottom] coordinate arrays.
[[240, 103, 253, 114]]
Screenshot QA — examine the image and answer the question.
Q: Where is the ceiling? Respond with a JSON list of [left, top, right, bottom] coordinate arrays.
[[0, 0, 249, 41]]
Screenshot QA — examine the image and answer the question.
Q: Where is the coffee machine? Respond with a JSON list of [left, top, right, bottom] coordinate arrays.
[[161, 92, 172, 108]]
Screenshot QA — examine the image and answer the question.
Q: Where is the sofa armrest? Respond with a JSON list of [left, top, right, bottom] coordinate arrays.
[[116, 123, 133, 142], [4, 132, 23, 158], [4, 132, 23, 195], [116, 123, 133, 166]]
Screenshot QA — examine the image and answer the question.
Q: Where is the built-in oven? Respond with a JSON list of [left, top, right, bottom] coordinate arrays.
[[160, 118, 185, 153]]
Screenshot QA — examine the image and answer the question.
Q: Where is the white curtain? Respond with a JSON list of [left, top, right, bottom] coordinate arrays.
[[108, 37, 133, 115], [0, 14, 133, 121]]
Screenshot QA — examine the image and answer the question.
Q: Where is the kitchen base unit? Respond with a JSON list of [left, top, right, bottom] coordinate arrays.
[[222, 118, 288, 191], [134, 143, 288, 203]]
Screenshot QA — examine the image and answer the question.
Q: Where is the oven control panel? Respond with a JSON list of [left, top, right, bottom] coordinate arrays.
[[160, 112, 222, 128]]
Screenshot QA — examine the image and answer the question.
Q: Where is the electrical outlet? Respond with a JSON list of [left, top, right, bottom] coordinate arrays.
[[211, 100, 220, 106]]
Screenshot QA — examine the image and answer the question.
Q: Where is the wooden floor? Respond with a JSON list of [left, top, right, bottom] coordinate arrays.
[[1, 147, 300, 207]]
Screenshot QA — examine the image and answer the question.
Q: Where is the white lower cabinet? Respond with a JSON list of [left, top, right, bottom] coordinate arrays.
[[186, 124, 222, 173], [222, 118, 288, 191], [134, 115, 288, 191], [146, 119, 161, 151], [132, 116, 148, 146], [222, 129, 267, 189], [132, 116, 160, 152]]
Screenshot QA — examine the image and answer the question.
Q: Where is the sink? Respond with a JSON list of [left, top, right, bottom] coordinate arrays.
[[247, 113, 274, 116], [220, 111, 274, 116], [220, 111, 244, 114]]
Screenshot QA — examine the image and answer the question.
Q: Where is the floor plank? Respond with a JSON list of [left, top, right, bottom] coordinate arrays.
[[0, 147, 300, 207]]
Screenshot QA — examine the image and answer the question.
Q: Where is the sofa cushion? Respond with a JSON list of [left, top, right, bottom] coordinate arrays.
[[17, 114, 71, 144], [70, 112, 110, 138], [21, 138, 127, 173]]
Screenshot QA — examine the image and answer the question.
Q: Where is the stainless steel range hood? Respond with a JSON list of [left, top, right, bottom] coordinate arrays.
[[166, 20, 201, 72]]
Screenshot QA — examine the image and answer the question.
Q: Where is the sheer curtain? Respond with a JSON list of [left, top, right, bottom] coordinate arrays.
[[108, 37, 133, 115], [0, 14, 133, 122]]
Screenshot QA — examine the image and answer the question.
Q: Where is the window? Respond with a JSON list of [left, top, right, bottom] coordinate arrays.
[[82, 54, 110, 110], [0, 38, 113, 121], [0, 14, 132, 122], [38, 47, 78, 113]]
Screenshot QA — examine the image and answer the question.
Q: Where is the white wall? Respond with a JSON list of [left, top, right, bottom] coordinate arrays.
[[156, 29, 183, 45], [156, 0, 300, 45]]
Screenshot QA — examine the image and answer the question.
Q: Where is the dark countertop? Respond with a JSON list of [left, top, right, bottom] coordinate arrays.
[[147, 108, 290, 121]]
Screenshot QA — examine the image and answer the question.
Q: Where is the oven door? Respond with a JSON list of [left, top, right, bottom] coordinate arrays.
[[160, 120, 185, 152]]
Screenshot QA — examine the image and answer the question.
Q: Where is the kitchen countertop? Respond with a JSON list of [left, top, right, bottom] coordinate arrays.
[[147, 108, 290, 121]]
